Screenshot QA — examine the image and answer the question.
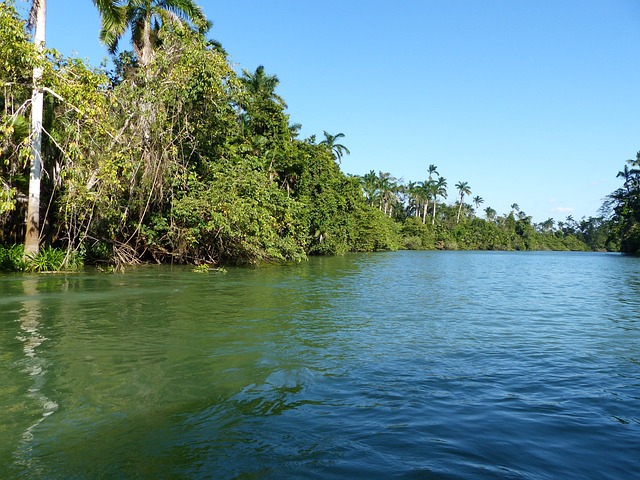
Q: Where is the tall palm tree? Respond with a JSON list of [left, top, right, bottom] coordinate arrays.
[[375, 171, 401, 217], [541, 218, 555, 232], [405, 181, 419, 217], [424, 165, 438, 223], [320, 131, 350, 164], [431, 176, 447, 225], [617, 164, 639, 194], [472, 195, 484, 214], [420, 179, 434, 224], [97, 0, 209, 67], [23, 0, 46, 258], [361, 170, 379, 207], [455, 181, 471, 223], [377, 171, 392, 215], [484, 206, 497, 221]]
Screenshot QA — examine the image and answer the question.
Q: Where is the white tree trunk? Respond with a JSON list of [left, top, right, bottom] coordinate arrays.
[[24, 0, 46, 258]]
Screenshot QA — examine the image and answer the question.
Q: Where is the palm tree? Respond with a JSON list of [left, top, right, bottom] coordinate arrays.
[[97, 0, 209, 67], [238, 65, 289, 141], [617, 164, 639, 194], [484, 206, 497, 221], [405, 181, 419, 217], [431, 176, 447, 225], [627, 151, 640, 168], [361, 170, 379, 206], [23, 0, 46, 258], [541, 218, 555, 232], [455, 181, 471, 223], [320, 131, 350, 164], [423, 165, 438, 224], [472, 195, 484, 215], [377, 171, 392, 215], [420, 179, 434, 224], [240, 65, 286, 107]]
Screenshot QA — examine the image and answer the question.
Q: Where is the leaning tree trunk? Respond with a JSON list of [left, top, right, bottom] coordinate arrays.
[[24, 0, 46, 258]]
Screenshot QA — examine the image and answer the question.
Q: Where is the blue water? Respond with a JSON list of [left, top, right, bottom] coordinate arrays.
[[1, 251, 639, 478]]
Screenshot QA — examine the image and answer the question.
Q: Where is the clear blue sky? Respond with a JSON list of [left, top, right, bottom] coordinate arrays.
[[21, 0, 640, 223]]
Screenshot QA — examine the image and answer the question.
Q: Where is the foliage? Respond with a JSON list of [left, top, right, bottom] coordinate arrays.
[[600, 152, 640, 254], [0, 1, 38, 244], [24, 246, 83, 272], [1, 1, 610, 268], [0, 244, 82, 272], [0, 244, 25, 271]]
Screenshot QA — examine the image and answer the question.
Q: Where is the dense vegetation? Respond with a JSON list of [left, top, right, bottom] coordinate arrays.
[[1, 1, 637, 271], [601, 152, 640, 255]]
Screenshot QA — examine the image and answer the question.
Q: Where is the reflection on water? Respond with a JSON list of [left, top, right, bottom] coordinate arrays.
[[13, 278, 58, 474], [0, 252, 639, 479]]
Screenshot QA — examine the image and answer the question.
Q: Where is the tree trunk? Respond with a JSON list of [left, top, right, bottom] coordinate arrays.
[[422, 201, 428, 224], [432, 201, 437, 225], [24, 0, 46, 258]]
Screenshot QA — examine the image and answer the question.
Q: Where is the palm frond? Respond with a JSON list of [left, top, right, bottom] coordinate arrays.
[[160, 0, 209, 31]]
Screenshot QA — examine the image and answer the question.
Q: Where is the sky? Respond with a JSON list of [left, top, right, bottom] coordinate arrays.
[[17, 0, 640, 223]]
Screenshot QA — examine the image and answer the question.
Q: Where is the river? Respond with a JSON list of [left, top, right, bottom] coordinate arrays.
[[1, 251, 639, 479]]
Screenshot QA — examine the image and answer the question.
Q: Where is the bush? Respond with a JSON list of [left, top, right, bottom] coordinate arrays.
[[0, 244, 25, 271], [0, 245, 83, 272]]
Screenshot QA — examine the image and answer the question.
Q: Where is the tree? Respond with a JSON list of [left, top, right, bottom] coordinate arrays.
[[361, 170, 379, 207], [96, 0, 209, 67], [472, 195, 484, 215], [484, 206, 497, 221], [617, 163, 640, 194], [420, 179, 434, 224], [320, 131, 350, 164], [541, 218, 555, 232], [23, 0, 46, 258], [431, 176, 447, 225], [377, 171, 395, 216], [423, 165, 438, 224], [240, 65, 286, 106], [455, 181, 471, 223], [605, 153, 640, 253], [404, 181, 418, 217], [238, 65, 291, 148]]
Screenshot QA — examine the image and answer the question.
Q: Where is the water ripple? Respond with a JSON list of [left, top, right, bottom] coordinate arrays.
[[1, 253, 639, 479]]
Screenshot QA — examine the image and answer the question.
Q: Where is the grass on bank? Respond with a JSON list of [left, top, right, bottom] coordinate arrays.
[[0, 245, 83, 272]]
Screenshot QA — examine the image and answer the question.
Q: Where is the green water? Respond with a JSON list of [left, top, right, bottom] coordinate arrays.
[[1, 251, 639, 479]]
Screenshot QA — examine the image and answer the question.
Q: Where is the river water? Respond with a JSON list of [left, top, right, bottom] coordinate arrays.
[[0, 251, 639, 479]]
